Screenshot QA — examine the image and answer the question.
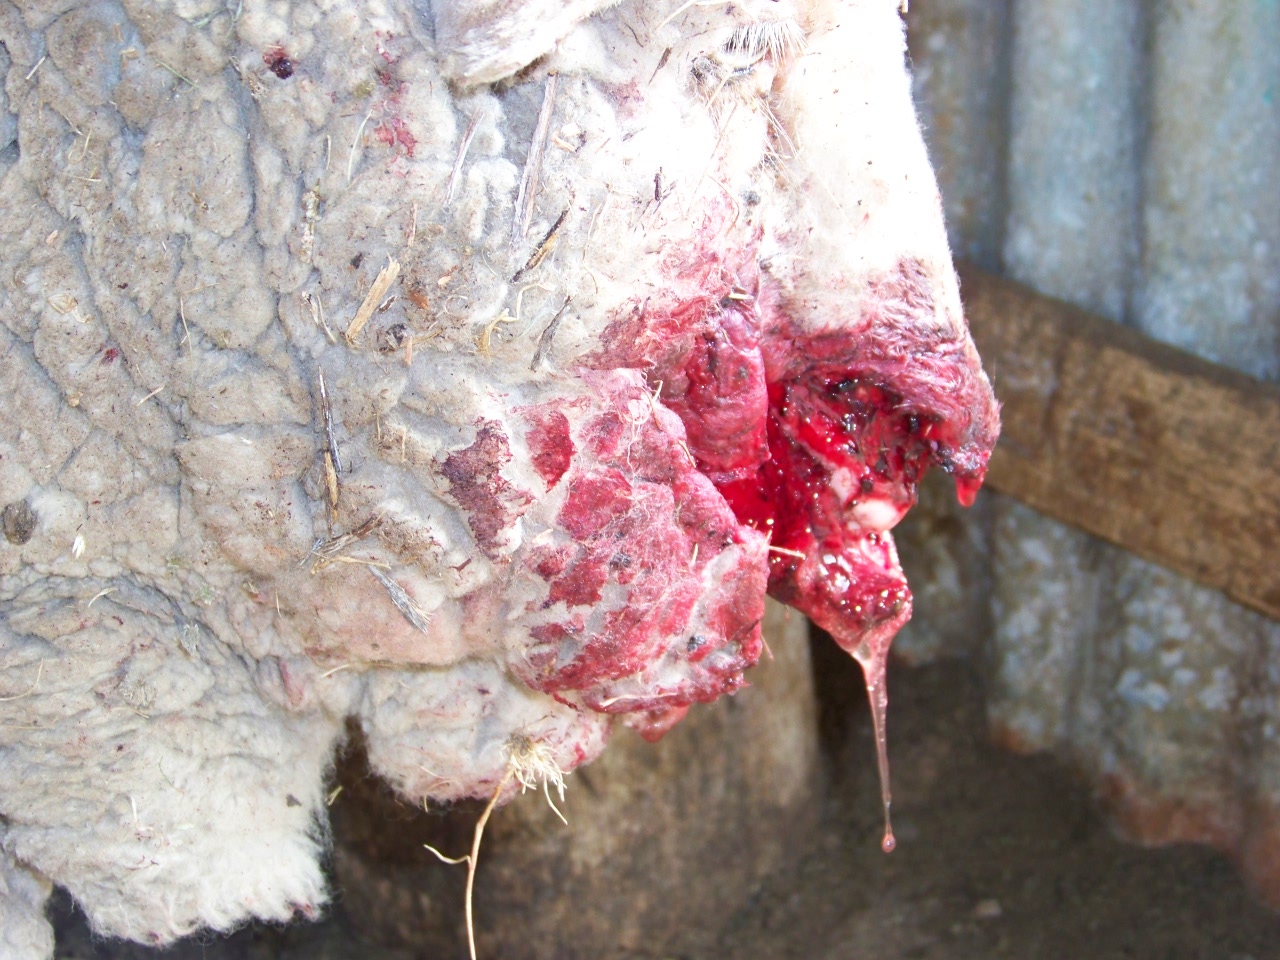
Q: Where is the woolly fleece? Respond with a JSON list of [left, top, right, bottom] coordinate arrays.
[[0, 0, 995, 953]]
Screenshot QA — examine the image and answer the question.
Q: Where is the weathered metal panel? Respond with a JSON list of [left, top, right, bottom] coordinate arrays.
[[903, 0, 1280, 901]]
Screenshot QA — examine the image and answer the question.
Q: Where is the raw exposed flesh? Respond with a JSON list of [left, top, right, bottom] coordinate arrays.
[[649, 273, 995, 846]]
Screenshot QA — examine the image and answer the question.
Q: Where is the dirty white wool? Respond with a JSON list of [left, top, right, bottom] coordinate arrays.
[[0, 0, 981, 953]]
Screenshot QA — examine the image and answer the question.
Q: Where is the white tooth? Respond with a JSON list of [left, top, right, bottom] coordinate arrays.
[[830, 466, 858, 503], [851, 498, 908, 533]]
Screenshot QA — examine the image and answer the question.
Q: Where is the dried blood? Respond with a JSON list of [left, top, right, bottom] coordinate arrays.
[[263, 47, 294, 79], [375, 116, 417, 157], [440, 421, 534, 559]]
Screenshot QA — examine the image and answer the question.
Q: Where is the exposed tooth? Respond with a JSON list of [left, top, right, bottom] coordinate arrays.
[[850, 497, 908, 533], [830, 466, 858, 502]]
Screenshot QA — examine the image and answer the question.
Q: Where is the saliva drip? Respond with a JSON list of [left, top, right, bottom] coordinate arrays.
[[852, 645, 895, 854]]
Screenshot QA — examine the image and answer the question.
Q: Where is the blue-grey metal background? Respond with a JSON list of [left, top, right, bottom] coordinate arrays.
[[898, 0, 1280, 888]]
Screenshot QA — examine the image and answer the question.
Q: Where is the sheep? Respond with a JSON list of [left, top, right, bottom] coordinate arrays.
[[0, 0, 997, 954]]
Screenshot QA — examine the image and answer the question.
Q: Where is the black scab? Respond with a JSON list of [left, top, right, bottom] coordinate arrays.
[[687, 635, 707, 653], [2, 500, 36, 545], [905, 413, 921, 435], [286, 794, 302, 808], [265, 48, 294, 79], [350, 252, 365, 269], [860, 477, 875, 494]]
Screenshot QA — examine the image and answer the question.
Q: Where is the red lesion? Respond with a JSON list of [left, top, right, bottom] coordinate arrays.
[[557, 467, 633, 540], [534, 464, 757, 692], [661, 301, 769, 482], [518, 379, 767, 712], [516, 250, 996, 768], [689, 265, 995, 851], [520, 407, 575, 488], [716, 372, 980, 652], [649, 254, 996, 659], [532, 468, 635, 609]]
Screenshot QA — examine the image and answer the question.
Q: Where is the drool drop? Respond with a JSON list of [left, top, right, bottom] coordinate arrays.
[[853, 644, 896, 854]]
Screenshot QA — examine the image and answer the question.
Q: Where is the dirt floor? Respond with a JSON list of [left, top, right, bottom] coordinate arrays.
[[52, 649, 1280, 960]]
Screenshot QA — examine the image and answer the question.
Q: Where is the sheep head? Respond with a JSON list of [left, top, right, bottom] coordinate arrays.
[[0, 0, 996, 952]]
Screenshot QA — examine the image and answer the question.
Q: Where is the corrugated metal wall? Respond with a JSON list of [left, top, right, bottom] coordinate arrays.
[[898, 0, 1280, 896]]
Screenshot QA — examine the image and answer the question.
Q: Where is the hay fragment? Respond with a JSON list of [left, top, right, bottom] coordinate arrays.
[[477, 311, 518, 356], [530, 297, 571, 371], [466, 737, 568, 959], [368, 567, 432, 633], [317, 369, 342, 471], [446, 109, 481, 206], [0, 660, 44, 702], [768, 545, 807, 560], [302, 292, 336, 343], [506, 734, 569, 826], [426, 736, 571, 960], [511, 73, 558, 246], [306, 516, 382, 572], [154, 58, 195, 85], [347, 109, 373, 183], [464, 768, 512, 960], [423, 843, 468, 866], [86, 587, 117, 608], [346, 258, 401, 344], [179, 297, 193, 353], [511, 208, 568, 282], [48, 293, 77, 314]]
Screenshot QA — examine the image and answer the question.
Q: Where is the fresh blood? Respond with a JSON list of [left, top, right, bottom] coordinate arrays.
[[717, 372, 984, 852]]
